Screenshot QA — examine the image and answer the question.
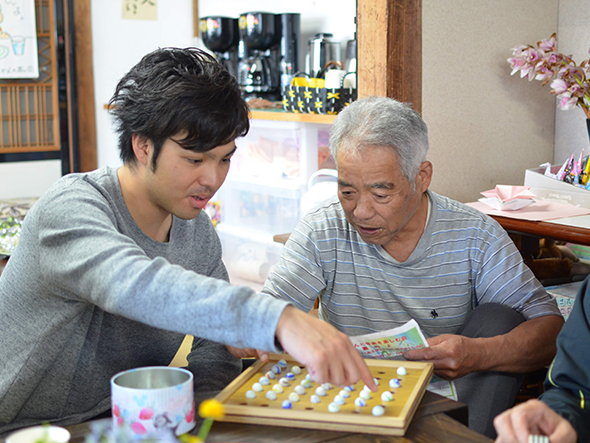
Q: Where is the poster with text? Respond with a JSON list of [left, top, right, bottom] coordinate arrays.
[[0, 0, 39, 79], [122, 0, 158, 21]]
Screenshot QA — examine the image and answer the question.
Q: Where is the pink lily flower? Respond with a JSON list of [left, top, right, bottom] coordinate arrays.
[[558, 92, 578, 110], [550, 78, 569, 94], [538, 34, 556, 52], [535, 66, 553, 82]]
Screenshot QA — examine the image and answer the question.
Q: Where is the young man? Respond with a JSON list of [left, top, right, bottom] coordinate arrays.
[[0, 48, 374, 435], [262, 96, 564, 438]]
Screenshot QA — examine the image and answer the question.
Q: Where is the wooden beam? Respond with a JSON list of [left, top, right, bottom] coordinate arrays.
[[357, 0, 389, 98], [357, 0, 422, 113], [73, 0, 97, 172], [193, 0, 199, 37]]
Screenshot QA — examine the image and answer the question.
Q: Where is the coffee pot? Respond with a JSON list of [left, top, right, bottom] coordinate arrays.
[[237, 12, 281, 99], [308, 33, 342, 78], [200, 16, 240, 78]]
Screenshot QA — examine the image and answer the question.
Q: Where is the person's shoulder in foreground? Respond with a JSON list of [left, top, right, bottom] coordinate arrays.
[[494, 276, 590, 443]]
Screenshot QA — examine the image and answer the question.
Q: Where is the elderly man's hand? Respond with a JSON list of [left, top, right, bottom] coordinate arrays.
[[402, 334, 482, 379], [493, 399, 576, 443], [275, 306, 377, 391]]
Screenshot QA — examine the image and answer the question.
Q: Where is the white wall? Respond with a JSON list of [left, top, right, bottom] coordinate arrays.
[[0, 160, 61, 199], [422, 0, 558, 203], [91, 0, 195, 169]]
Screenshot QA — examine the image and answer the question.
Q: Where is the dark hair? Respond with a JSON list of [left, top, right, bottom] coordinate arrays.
[[109, 47, 249, 169]]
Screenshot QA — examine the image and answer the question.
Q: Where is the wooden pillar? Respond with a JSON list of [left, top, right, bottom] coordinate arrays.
[[357, 0, 422, 113], [72, 0, 97, 172]]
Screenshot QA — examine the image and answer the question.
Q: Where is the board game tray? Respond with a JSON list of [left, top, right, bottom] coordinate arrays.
[[214, 354, 434, 436]]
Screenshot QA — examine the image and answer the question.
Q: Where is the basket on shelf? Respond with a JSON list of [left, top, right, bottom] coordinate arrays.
[[281, 72, 356, 115]]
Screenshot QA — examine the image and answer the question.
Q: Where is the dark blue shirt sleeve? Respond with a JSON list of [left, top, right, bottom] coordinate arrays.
[[540, 277, 590, 441]]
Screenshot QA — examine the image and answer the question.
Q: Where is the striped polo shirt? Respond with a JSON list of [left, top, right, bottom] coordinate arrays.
[[262, 190, 560, 338]]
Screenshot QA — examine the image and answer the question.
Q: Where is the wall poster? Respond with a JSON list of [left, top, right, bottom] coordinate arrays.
[[122, 0, 158, 21], [0, 0, 39, 79]]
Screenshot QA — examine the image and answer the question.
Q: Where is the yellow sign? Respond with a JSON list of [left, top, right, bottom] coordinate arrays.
[[122, 0, 158, 21]]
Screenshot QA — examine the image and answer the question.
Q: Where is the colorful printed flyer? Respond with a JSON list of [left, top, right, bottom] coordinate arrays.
[[349, 320, 457, 400], [349, 319, 428, 359]]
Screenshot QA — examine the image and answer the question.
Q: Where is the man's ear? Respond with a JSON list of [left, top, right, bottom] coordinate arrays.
[[416, 161, 433, 192], [131, 133, 152, 167]]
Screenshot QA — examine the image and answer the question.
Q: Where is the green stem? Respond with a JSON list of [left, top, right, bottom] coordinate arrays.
[[197, 419, 214, 442]]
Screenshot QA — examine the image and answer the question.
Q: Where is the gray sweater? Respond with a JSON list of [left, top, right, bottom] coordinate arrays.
[[0, 167, 289, 434]]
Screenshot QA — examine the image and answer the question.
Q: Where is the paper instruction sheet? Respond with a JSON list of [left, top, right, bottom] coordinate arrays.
[[349, 320, 457, 400]]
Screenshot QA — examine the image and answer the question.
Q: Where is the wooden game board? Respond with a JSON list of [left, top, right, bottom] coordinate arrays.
[[214, 354, 434, 436]]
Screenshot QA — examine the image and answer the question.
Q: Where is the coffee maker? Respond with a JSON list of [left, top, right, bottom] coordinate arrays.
[[200, 16, 240, 78], [237, 12, 300, 101]]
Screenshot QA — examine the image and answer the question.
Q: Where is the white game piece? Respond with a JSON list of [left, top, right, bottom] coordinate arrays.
[[278, 359, 288, 367], [328, 402, 340, 413], [359, 389, 371, 400], [528, 436, 549, 443], [389, 378, 401, 388], [272, 384, 284, 393], [291, 365, 302, 375], [321, 382, 332, 390], [286, 372, 296, 381], [354, 397, 367, 407], [397, 366, 407, 376], [372, 405, 385, 416], [344, 385, 355, 392], [245, 390, 256, 399], [315, 386, 327, 396], [339, 390, 350, 398], [259, 376, 270, 385], [373, 377, 379, 385], [279, 377, 290, 387], [272, 364, 281, 374], [282, 400, 292, 409], [334, 394, 346, 405], [305, 373, 312, 381], [363, 384, 372, 392], [310, 394, 321, 404], [266, 371, 276, 380], [294, 385, 306, 395], [288, 392, 300, 402], [252, 382, 263, 392], [300, 379, 312, 388], [265, 390, 277, 401], [381, 391, 393, 402]]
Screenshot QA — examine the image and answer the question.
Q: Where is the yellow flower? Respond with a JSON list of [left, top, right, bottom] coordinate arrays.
[[179, 434, 203, 443], [198, 399, 225, 421]]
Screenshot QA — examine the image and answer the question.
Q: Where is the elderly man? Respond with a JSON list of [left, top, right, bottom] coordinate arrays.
[[262, 96, 563, 438]]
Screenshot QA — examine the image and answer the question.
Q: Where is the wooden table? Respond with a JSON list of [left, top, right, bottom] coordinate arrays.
[[60, 391, 491, 443], [490, 214, 590, 246]]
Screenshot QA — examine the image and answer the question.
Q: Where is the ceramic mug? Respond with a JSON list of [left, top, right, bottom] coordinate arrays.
[[110, 366, 195, 437], [324, 69, 346, 89]]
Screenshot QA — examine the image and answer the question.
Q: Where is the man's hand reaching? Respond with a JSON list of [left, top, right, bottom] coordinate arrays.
[[275, 306, 377, 391]]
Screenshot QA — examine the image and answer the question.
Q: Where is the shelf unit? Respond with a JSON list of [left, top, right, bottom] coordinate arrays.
[[249, 110, 337, 124]]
